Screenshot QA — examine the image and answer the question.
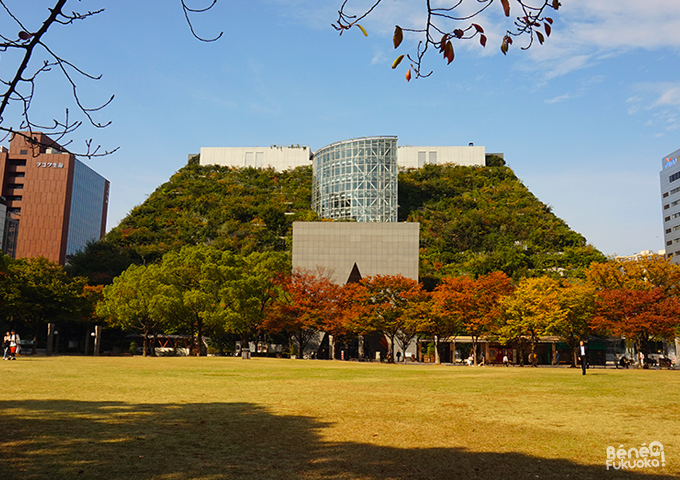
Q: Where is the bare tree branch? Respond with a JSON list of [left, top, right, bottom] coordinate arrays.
[[0, 0, 222, 158], [334, 0, 560, 80], [181, 0, 223, 42]]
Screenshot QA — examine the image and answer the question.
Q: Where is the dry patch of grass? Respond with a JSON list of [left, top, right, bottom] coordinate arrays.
[[0, 357, 678, 479]]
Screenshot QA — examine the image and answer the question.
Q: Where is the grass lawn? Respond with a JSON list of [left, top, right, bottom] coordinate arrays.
[[0, 356, 678, 480]]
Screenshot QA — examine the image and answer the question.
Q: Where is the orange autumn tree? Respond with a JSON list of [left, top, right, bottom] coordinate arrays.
[[431, 276, 475, 364], [587, 256, 680, 362], [343, 275, 426, 363], [591, 288, 680, 361], [264, 268, 342, 358], [433, 272, 513, 365], [586, 255, 680, 295]]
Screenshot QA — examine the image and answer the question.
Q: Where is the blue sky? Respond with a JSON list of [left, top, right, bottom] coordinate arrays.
[[4, 0, 680, 257]]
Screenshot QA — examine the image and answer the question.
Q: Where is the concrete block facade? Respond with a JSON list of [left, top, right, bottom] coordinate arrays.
[[199, 146, 311, 170], [397, 145, 486, 169], [292, 221, 420, 285]]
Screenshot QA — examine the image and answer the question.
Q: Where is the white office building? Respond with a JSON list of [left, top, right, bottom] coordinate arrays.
[[397, 145, 486, 169], [199, 146, 311, 170], [660, 148, 680, 264]]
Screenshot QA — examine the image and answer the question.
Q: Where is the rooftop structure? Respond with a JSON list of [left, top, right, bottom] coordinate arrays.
[[199, 145, 311, 171]]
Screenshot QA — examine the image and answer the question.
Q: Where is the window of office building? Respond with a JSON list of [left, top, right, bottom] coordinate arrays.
[[65, 160, 107, 257]]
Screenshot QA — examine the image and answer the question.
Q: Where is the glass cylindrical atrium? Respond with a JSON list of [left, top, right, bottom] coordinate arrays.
[[312, 136, 398, 222]]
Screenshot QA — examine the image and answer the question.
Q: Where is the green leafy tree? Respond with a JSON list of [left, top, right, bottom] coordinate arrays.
[[9, 257, 87, 354], [65, 240, 134, 285], [156, 245, 239, 356], [217, 251, 289, 346], [97, 264, 170, 356]]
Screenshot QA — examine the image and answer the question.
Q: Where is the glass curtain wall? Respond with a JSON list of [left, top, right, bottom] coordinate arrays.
[[312, 137, 398, 222]]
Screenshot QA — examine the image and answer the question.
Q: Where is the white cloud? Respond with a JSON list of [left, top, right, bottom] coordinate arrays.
[[276, 1, 680, 78], [545, 93, 574, 104], [627, 82, 680, 135], [527, 0, 680, 77]]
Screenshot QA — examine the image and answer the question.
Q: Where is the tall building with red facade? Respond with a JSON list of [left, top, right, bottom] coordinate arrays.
[[0, 133, 109, 265]]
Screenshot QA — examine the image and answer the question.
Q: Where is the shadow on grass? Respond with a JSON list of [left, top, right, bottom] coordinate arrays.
[[0, 400, 674, 480]]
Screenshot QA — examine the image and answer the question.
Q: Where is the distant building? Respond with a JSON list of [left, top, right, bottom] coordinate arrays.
[[199, 145, 312, 170], [0, 196, 5, 251], [615, 250, 666, 262], [312, 136, 399, 223], [397, 145, 486, 168], [0, 133, 109, 265], [309, 137, 490, 223], [660, 148, 680, 264], [199, 141, 489, 171]]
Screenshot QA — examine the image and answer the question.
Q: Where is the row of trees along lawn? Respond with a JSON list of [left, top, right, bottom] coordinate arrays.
[[67, 160, 606, 286], [0, 255, 101, 354], [92, 245, 680, 364]]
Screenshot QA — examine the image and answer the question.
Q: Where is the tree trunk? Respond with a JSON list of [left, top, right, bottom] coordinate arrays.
[[142, 327, 148, 357], [94, 325, 101, 356], [152, 330, 158, 357], [84, 328, 91, 356], [434, 335, 441, 365], [196, 315, 204, 356], [46, 322, 54, 356], [386, 335, 395, 363]]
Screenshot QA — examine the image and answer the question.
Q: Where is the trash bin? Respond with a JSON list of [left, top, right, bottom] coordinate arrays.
[[241, 349, 251, 359]]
